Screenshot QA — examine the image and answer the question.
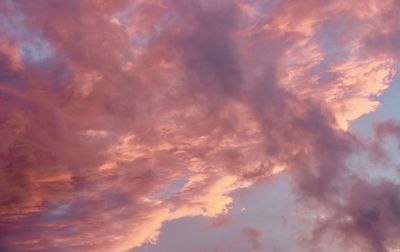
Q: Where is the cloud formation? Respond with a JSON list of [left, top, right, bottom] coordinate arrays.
[[1, 0, 400, 251]]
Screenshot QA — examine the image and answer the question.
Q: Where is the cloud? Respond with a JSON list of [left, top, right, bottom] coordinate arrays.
[[242, 227, 263, 251], [364, 1, 400, 58], [0, 0, 400, 251]]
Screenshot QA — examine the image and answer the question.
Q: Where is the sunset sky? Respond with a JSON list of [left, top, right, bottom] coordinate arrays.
[[1, 0, 400, 251]]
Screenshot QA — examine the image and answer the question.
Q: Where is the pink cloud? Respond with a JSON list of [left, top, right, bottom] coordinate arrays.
[[1, 0, 400, 251]]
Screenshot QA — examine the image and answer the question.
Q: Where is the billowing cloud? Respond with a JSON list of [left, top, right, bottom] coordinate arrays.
[[1, 0, 400, 251]]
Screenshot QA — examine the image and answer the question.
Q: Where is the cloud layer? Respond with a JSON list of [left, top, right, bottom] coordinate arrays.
[[1, 0, 400, 251]]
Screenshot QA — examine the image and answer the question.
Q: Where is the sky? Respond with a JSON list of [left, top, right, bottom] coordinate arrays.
[[1, 0, 400, 252]]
